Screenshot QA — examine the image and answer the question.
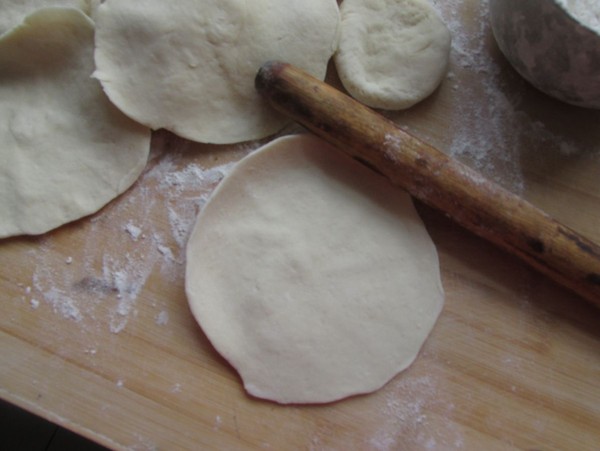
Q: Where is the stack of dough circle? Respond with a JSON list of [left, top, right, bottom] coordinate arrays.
[[0, 0, 91, 36], [0, 8, 150, 238], [93, 0, 341, 144], [185, 134, 445, 404]]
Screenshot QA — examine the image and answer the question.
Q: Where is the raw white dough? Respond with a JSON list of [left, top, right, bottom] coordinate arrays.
[[93, 0, 340, 144], [0, 8, 151, 238], [185, 134, 445, 404], [334, 0, 451, 110], [0, 0, 91, 36]]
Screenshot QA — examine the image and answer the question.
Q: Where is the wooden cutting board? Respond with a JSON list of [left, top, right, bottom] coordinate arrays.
[[2, 1, 600, 449]]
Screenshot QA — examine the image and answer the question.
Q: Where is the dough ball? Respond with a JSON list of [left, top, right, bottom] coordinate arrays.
[[334, 0, 451, 110], [0, 0, 92, 36], [185, 134, 445, 404], [93, 0, 340, 144], [0, 8, 151, 238]]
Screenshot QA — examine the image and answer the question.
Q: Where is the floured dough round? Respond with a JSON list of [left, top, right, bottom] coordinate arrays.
[[0, 8, 151, 238], [0, 0, 92, 36], [185, 134, 445, 404], [93, 0, 340, 144], [334, 0, 451, 110]]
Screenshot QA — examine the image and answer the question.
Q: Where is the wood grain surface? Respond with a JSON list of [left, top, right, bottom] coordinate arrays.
[[2, 1, 600, 450]]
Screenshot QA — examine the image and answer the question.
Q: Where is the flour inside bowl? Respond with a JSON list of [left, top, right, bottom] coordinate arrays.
[[557, 0, 600, 33]]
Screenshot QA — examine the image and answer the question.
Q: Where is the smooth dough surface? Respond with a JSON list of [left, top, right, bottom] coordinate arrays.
[[0, 8, 151, 238], [93, 0, 340, 144], [185, 134, 445, 404], [0, 0, 91, 36], [334, 0, 451, 110]]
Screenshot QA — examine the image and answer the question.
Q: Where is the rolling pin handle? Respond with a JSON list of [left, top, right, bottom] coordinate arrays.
[[255, 61, 600, 308]]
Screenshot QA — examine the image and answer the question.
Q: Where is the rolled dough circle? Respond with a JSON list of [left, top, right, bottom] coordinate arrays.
[[0, 0, 91, 36], [185, 134, 444, 404], [93, 0, 340, 144], [334, 0, 451, 110], [0, 8, 151, 238]]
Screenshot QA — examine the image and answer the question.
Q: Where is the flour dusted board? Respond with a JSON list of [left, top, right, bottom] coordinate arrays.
[[2, 1, 600, 450]]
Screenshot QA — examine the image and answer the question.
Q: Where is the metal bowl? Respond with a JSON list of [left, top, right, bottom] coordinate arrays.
[[489, 0, 600, 109]]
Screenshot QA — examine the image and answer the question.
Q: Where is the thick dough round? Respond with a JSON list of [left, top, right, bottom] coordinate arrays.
[[93, 0, 340, 144], [334, 0, 451, 110], [0, 8, 151, 238], [185, 134, 445, 404]]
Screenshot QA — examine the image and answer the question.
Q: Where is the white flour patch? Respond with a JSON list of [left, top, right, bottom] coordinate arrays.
[[155, 159, 237, 249], [124, 221, 143, 241], [157, 243, 175, 262], [26, 132, 254, 338], [557, 0, 600, 32], [131, 433, 158, 451], [155, 310, 169, 326], [31, 252, 85, 324], [213, 415, 223, 431], [40, 286, 83, 322], [367, 374, 463, 451], [431, 0, 526, 191], [102, 253, 153, 334]]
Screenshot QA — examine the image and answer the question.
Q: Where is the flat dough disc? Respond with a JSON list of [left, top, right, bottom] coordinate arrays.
[[0, 8, 151, 238], [334, 0, 451, 110], [0, 0, 91, 36], [185, 134, 445, 404], [93, 0, 340, 144]]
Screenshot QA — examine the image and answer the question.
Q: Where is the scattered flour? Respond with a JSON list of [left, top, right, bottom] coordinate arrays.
[[431, 0, 526, 191], [431, 0, 599, 194], [368, 374, 463, 451], [26, 133, 253, 337], [131, 432, 159, 451], [124, 221, 143, 241], [213, 415, 223, 431], [157, 244, 175, 262], [32, 269, 83, 323], [102, 254, 147, 334], [155, 310, 169, 326], [44, 288, 84, 323], [157, 160, 237, 248]]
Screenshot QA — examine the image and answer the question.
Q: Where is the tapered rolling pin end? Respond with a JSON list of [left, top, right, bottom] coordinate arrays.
[[255, 61, 288, 96]]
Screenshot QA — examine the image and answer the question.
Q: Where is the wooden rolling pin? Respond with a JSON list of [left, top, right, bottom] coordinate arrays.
[[255, 61, 600, 308]]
